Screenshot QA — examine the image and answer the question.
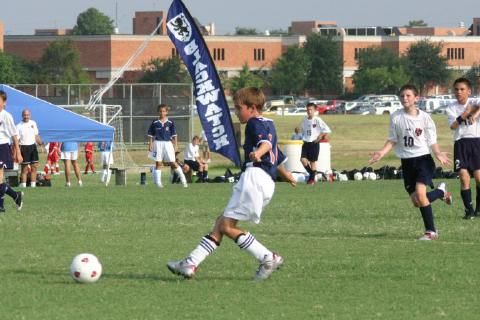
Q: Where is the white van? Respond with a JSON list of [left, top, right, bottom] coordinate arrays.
[[374, 101, 402, 115]]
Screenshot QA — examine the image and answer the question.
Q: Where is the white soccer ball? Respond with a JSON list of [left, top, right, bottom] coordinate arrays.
[[70, 253, 102, 283], [338, 173, 348, 182], [363, 172, 370, 180], [368, 172, 377, 180], [353, 172, 363, 181]]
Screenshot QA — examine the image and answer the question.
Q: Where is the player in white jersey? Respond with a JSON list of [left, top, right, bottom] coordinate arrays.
[[183, 135, 208, 182], [0, 90, 23, 213], [300, 103, 331, 184], [369, 85, 451, 241], [16, 109, 42, 188], [445, 77, 480, 219]]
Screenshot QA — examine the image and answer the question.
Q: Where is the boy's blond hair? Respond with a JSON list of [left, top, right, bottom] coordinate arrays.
[[233, 87, 265, 111]]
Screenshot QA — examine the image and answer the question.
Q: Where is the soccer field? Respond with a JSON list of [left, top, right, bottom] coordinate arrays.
[[1, 174, 480, 319]]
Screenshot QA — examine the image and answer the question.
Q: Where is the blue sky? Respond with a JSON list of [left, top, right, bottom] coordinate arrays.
[[2, 0, 479, 35]]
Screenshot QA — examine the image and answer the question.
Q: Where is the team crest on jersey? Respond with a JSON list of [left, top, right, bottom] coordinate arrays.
[[167, 13, 192, 42], [415, 128, 422, 136], [166, 127, 170, 131], [313, 124, 317, 128], [268, 133, 273, 141], [31, 125, 34, 129]]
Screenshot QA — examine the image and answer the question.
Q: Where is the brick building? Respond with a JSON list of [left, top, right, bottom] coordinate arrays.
[[0, 21, 4, 51], [3, 12, 480, 93]]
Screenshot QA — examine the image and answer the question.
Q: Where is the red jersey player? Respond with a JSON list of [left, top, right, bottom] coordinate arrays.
[[44, 142, 60, 175], [84, 142, 95, 174]]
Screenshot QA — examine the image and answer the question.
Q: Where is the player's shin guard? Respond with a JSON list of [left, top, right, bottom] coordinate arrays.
[[174, 167, 187, 186], [154, 169, 162, 186], [461, 189, 474, 212], [187, 235, 219, 267], [419, 205, 435, 232], [44, 165, 49, 175], [476, 185, 480, 211], [236, 232, 272, 262]]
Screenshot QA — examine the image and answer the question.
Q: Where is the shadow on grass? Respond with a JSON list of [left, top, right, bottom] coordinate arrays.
[[7, 269, 184, 283], [261, 230, 389, 239]]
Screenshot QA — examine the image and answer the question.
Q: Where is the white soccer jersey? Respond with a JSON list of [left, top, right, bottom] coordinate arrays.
[[184, 143, 199, 161], [0, 109, 18, 144], [446, 98, 480, 141], [16, 120, 39, 145], [300, 116, 331, 142], [388, 109, 437, 159]]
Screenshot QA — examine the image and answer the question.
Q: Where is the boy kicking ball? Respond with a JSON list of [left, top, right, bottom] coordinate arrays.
[[369, 84, 452, 241], [167, 87, 296, 280]]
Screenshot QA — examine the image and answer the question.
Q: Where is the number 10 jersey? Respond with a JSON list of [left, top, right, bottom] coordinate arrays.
[[388, 109, 437, 159]]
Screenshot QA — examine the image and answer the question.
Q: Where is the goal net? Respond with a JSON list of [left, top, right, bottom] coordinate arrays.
[[60, 104, 137, 170]]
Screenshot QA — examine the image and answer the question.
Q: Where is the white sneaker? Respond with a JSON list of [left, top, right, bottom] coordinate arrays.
[[418, 231, 438, 241], [167, 259, 197, 278], [182, 182, 188, 188], [437, 182, 452, 205], [254, 252, 284, 281], [65, 182, 71, 187], [78, 181, 83, 187]]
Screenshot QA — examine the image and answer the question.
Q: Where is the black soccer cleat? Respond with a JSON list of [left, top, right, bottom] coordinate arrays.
[[15, 192, 24, 211], [463, 209, 475, 220]]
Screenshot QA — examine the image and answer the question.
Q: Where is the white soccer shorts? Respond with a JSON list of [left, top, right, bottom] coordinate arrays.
[[101, 151, 114, 165], [60, 151, 78, 161], [149, 140, 176, 163], [223, 166, 275, 224]]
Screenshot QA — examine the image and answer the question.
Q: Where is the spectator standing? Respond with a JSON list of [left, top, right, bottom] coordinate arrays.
[[16, 109, 42, 188], [61, 141, 82, 187]]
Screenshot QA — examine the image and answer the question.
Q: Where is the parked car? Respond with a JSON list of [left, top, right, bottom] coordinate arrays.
[[316, 99, 344, 114], [284, 106, 307, 116], [335, 101, 346, 114], [346, 103, 376, 115], [264, 95, 295, 109], [374, 101, 403, 115], [432, 105, 448, 114]]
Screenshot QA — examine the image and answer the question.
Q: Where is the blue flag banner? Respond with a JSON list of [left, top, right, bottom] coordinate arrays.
[[167, 0, 241, 166]]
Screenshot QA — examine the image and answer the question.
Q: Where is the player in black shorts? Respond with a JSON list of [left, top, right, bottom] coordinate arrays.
[[446, 78, 480, 220]]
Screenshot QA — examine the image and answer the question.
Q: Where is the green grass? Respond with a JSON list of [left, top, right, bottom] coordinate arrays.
[[1, 173, 480, 319], [188, 114, 454, 170]]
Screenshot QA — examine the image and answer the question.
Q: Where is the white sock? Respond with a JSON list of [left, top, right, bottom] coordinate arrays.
[[106, 170, 112, 184], [155, 169, 162, 186], [19, 182, 27, 188], [188, 236, 218, 267], [30, 182, 36, 188], [236, 232, 272, 262], [174, 167, 187, 185]]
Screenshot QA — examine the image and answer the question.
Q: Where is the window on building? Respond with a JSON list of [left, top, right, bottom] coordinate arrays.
[[212, 48, 225, 61], [447, 47, 465, 60], [347, 28, 357, 36], [367, 28, 376, 36], [357, 28, 366, 36], [254, 48, 265, 61]]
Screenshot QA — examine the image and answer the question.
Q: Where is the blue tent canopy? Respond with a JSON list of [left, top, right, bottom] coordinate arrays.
[[0, 85, 114, 142]]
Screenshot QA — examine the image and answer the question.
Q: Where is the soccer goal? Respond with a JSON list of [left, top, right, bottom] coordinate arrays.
[[60, 104, 137, 171]]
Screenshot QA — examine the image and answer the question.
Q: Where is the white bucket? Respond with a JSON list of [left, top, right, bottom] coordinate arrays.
[[278, 140, 331, 173]]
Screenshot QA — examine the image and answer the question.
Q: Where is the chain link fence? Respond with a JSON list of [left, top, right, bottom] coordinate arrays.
[[9, 83, 195, 144]]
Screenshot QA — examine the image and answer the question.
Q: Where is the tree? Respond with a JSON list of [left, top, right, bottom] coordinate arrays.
[[72, 8, 114, 35], [406, 20, 428, 27], [403, 39, 450, 94], [353, 47, 409, 94], [0, 52, 33, 83], [463, 64, 480, 94], [139, 56, 190, 83], [353, 66, 410, 94], [228, 64, 264, 94], [235, 27, 259, 35], [269, 46, 310, 95], [34, 39, 90, 84], [268, 29, 291, 36], [303, 33, 343, 95]]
